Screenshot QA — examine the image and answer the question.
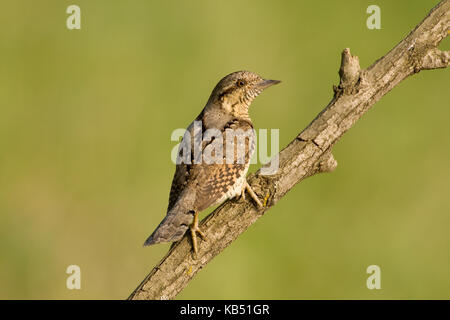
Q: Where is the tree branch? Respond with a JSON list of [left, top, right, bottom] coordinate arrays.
[[129, 0, 449, 300]]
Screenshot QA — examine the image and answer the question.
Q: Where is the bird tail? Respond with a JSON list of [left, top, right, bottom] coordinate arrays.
[[143, 206, 195, 246]]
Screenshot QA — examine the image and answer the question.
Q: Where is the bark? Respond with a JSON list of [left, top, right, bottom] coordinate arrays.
[[129, 0, 449, 300]]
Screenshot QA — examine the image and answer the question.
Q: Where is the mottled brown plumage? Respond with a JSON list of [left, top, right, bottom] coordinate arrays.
[[144, 71, 280, 253]]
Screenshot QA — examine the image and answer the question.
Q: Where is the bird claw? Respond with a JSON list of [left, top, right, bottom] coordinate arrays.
[[240, 187, 246, 201], [190, 212, 206, 256], [245, 181, 263, 208]]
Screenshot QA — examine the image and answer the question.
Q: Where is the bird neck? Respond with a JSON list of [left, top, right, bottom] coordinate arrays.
[[230, 103, 251, 122], [202, 101, 252, 128]]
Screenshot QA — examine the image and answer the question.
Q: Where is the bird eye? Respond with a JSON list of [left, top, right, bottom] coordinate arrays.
[[236, 79, 246, 87]]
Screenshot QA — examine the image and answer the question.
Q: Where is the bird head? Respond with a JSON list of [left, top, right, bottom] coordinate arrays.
[[207, 71, 281, 119]]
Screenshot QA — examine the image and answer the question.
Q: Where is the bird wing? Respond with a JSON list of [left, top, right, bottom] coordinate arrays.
[[193, 162, 246, 211], [168, 118, 254, 213]]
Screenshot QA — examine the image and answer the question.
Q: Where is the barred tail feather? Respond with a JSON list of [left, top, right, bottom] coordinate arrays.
[[143, 208, 195, 246]]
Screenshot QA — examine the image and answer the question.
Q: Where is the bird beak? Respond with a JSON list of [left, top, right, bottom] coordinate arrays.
[[257, 79, 281, 90]]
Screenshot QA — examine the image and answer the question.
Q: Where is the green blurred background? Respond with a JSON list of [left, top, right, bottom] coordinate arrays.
[[0, 0, 449, 299]]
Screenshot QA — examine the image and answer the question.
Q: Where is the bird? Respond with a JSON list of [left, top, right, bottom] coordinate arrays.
[[143, 71, 281, 254]]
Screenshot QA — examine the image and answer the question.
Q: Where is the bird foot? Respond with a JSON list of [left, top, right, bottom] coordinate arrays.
[[190, 212, 206, 255], [243, 180, 263, 208]]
